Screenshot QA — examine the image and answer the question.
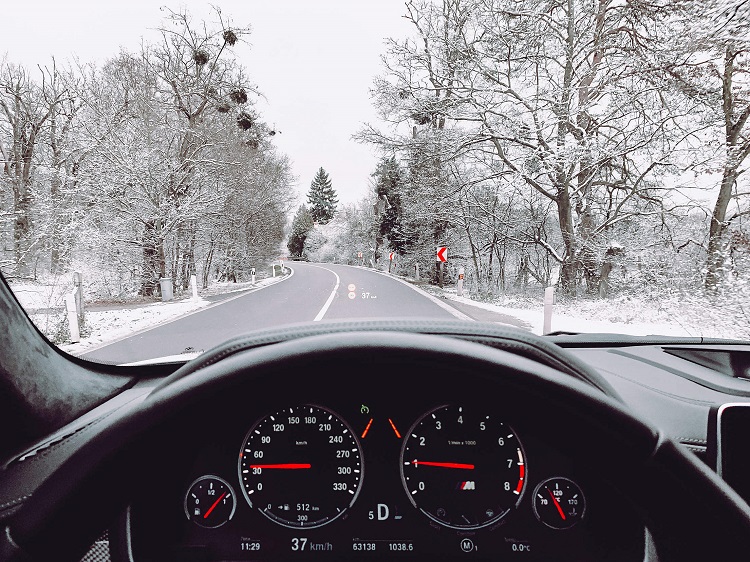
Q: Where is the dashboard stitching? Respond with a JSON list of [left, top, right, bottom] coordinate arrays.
[[0, 495, 30, 511], [677, 437, 708, 445], [8, 394, 141, 468]]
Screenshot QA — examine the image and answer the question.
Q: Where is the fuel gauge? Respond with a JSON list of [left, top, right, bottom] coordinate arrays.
[[184, 475, 237, 528], [532, 477, 585, 530]]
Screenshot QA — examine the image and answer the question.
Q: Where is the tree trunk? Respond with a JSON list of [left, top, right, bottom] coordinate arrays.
[[706, 47, 745, 291], [202, 239, 215, 289], [140, 219, 165, 296], [49, 151, 65, 274], [556, 186, 578, 295], [13, 184, 33, 276], [705, 167, 737, 290]]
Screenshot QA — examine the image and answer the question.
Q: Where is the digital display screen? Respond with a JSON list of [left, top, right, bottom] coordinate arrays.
[[717, 404, 750, 504]]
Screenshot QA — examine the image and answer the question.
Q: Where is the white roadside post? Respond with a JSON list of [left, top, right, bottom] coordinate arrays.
[[190, 275, 198, 300], [65, 293, 80, 343], [457, 267, 465, 296], [543, 266, 560, 335], [415, 263, 420, 280], [251, 267, 256, 284], [543, 288, 555, 335]]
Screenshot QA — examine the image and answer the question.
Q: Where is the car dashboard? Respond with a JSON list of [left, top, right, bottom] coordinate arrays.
[[5, 326, 750, 562]]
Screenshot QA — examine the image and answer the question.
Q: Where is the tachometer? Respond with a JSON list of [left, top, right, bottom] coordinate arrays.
[[400, 405, 527, 530], [238, 404, 363, 528]]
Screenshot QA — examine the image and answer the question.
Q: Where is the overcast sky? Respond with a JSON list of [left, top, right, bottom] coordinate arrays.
[[2, 1, 413, 205]]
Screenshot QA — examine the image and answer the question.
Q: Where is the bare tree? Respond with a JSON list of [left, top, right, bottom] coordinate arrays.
[[655, 0, 750, 290], [361, 0, 688, 295], [0, 61, 72, 275]]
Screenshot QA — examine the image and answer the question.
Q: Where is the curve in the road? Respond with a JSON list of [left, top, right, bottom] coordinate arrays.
[[309, 264, 340, 321], [81, 262, 468, 364]]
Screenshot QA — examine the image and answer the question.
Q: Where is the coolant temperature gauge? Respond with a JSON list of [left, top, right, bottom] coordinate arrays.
[[532, 477, 585, 530], [184, 475, 237, 528]]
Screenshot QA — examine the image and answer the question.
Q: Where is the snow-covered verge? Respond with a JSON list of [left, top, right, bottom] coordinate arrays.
[[8, 271, 290, 354], [420, 283, 749, 339], [56, 298, 212, 355]]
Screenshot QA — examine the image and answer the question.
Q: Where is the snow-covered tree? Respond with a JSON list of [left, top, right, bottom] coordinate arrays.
[[0, 62, 73, 276], [287, 205, 314, 257], [360, 0, 688, 296], [650, 0, 750, 291], [0, 7, 294, 297], [373, 157, 411, 258], [306, 167, 338, 224]]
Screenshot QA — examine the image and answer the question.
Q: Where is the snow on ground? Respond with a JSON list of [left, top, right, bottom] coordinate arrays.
[[454, 294, 692, 336], [8, 279, 70, 311], [420, 285, 704, 338], [10, 272, 290, 355], [56, 298, 212, 355]]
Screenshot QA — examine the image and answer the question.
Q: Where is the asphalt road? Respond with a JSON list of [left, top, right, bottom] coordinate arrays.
[[82, 262, 462, 364]]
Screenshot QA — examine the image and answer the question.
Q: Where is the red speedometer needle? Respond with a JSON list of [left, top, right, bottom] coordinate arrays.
[[203, 492, 226, 519], [412, 460, 475, 469], [548, 489, 566, 520], [249, 463, 312, 469]]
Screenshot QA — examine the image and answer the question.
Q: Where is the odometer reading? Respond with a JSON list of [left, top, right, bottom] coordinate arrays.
[[238, 405, 363, 528], [400, 405, 527, 529]]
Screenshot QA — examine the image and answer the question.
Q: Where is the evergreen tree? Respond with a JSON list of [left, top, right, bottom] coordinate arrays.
[[287, 205, 314, 257], [306, 167, 338, 224], [374, 157, 411, 255]]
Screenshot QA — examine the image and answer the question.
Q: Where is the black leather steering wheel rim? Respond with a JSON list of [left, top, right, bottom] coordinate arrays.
[[3, 331, 750, 561]]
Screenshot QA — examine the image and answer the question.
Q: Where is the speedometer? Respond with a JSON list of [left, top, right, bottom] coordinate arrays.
[[400, 405, 527, 530], [238, 404, 363, 528]]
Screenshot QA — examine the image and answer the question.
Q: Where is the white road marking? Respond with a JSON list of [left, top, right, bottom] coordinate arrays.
[[348, 264, 474, 321], [309, 265, 341, 321]]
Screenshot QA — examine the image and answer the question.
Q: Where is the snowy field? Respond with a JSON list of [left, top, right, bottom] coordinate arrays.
[[57, 298, 212, 355], [9, 272, 289, 354], [423, 285, 747, 340]]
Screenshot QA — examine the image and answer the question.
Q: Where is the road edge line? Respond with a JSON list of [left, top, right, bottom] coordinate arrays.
[[74, 267, 296, 357], [347, 265, 474, 322]]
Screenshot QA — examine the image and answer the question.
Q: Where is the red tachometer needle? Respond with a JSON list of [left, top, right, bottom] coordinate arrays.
[[548, 489, 566, 520], [412, 460, 475, 469], [203, 492, 226, 519], [249, 463, 312, 469], [361, 418, 374, 439]]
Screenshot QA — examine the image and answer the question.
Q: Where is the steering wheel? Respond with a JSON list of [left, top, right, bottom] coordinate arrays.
[[2, 330, 750, 561]]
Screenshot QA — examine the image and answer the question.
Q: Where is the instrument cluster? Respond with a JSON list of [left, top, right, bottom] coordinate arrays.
[[128, 372, 644, 561]]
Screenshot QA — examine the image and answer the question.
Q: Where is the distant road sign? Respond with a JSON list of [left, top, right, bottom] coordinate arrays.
[[436, 246, 448, 262], [389, 252, 395, 261], [357, 251, 363, 258]]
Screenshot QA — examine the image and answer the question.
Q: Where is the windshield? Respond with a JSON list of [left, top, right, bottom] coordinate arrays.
[[2, 0, 749, 364]]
